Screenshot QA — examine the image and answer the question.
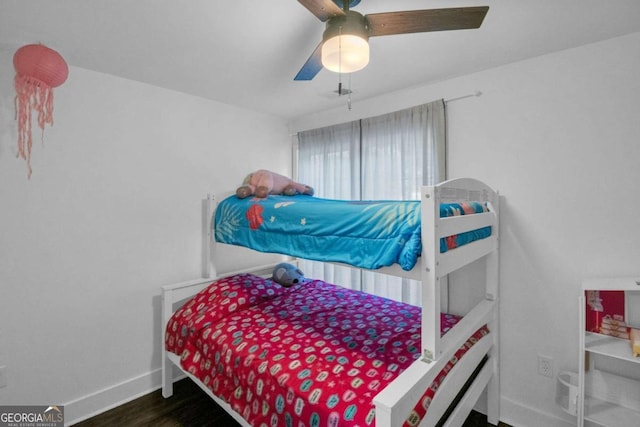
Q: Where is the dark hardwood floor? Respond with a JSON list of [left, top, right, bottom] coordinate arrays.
[[72, 378, 510, 427]]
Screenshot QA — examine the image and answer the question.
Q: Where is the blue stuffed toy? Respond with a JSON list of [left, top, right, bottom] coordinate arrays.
[[272, 263, 304, 287]]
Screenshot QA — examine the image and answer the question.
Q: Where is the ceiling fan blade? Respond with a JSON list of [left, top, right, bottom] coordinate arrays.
[[294, 42, 323, 80], [366, 6, 489, 37], [297, 0, 345, 22]]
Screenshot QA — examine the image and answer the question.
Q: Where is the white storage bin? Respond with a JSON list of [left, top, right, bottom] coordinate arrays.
[[556, 371, 579, 416]]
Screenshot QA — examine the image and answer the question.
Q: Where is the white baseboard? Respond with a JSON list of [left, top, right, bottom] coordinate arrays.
[[501, 396, 575, 427], [63, 368, 164, 426]]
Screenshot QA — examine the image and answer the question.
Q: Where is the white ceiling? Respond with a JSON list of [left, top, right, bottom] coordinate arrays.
[[2, 0, 640, 120]]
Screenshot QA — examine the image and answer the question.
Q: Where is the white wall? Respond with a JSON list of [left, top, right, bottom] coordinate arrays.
[[0, 56, 290, 422], [290, 32, 640, 426]]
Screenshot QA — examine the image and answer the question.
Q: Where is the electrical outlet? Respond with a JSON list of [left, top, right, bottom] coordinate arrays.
[[537, 354, 553, 378], [0, 366, 7, 388]]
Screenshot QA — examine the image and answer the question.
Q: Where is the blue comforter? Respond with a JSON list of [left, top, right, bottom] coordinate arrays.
[[214, 195, 490, 271]]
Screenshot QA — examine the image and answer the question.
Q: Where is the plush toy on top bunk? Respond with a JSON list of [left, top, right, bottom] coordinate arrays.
[[272, 262, 305, 287], [236, 169, 314, 199]]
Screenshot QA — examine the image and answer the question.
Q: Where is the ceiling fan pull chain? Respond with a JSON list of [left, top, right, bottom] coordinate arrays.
[[347, 73, 352, 110], [337, 25, 343, 97], [338, 26, 343, 75]]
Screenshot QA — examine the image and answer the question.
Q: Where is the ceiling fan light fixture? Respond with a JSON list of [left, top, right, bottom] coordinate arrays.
[[320, 10, 370, 74], [321, 34, 369, 73]]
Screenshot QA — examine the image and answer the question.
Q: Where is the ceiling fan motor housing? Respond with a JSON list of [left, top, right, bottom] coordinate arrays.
[[322, 10, 370, 42]]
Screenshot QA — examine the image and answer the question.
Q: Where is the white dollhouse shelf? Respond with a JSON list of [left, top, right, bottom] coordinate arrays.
[[578, 277, 640, 426], [584, 332, 637, 363]]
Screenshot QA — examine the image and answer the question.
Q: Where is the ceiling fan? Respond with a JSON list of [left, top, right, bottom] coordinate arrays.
[[294, 0, 489, 80]]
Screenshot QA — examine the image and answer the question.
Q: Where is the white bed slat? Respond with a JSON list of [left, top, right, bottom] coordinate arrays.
[[438, 236, 497, 278], [440, 299, 496, 355], [327, 260, 425, 281], [438, 211, 495, 238], [162, 278, 213, 303]]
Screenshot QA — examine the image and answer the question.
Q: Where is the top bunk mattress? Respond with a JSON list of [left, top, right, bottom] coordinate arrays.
[[214, 195, 491, 271]]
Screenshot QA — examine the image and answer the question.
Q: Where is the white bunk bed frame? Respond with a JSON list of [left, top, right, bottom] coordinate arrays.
[[161, 177, 500, 427]]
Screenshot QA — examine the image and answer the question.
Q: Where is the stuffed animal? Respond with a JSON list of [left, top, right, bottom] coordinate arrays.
[[272, 262, 305, 287], [236, 169, 314, 199]]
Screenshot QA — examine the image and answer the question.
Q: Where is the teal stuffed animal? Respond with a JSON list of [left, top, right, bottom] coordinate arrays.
[[272, 263, 305, 287]]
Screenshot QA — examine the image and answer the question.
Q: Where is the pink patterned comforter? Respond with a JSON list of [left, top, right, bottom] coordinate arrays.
[[165, 273, 488, 427]]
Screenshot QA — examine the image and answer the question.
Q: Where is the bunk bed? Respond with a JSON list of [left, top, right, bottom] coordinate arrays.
[[161, 177, 500, 427]]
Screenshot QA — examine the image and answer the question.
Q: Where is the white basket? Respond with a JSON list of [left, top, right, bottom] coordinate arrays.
[[556, 371, 579, 416]]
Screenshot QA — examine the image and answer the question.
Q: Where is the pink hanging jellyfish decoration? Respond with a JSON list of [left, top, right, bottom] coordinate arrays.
[[13, 43, 69, 178]]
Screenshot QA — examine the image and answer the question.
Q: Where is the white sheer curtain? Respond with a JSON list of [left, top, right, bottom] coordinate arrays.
[[296, 121, 362, 289], [297, 100, 446, 304], [360, 101, 446, 303]]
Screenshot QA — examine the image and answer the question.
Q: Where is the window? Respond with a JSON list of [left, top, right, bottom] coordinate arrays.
[[296, 100, 446, 305]]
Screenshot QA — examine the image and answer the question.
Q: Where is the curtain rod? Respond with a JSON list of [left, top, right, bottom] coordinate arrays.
[[291, 91, 483, 135], [445, 91, 482, 104]]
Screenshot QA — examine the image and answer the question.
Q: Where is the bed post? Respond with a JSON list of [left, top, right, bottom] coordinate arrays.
[[161, 286, 174, 398], [202, 194, 214, 279], [422, 185, 441, 362], [486, 192, 500, 424]]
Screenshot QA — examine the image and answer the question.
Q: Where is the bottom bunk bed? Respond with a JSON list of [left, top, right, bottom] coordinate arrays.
[[161, 178, 500, 427]]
